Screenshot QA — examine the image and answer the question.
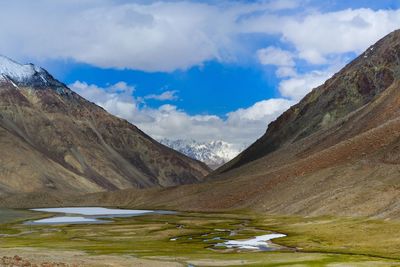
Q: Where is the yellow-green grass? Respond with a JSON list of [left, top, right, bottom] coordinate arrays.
[[256, 215, 400, 260], [0, 210, 399, 266]]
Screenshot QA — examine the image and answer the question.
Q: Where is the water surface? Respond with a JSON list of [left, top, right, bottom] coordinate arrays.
[[27, 207, 174, 225], [32, 216, 102, 224]]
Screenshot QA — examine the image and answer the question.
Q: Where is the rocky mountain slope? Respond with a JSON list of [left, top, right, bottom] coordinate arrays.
[[0, 56, 210, 196], [159, 139, 244, 169], [216, 31, 399, 175], [27, 29, 400, 219]]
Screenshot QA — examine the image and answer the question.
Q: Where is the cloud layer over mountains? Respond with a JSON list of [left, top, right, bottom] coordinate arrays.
[[70, 81, 294, 146]]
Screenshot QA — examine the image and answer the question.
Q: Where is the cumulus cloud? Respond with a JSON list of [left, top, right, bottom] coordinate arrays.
[[257, 48, 343, 100], [134, 98, 294, 146], [144, 90, 179, 101], [0, 2, 399, 74], [255, 8, 400, 100], [278, 70, 334, 100], [257, 46, 295, 67], [0, 0, 300, 72], [69, 81, 294, 146], [257, 46, 297, 78], [279, 9, 400, 64], [70, 81, 139, 120], [227, 99, 294, 122], [245, 8, 400, 62]]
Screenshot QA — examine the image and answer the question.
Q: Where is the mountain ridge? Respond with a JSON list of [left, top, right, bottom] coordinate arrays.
[[0, 56, 210, 195]]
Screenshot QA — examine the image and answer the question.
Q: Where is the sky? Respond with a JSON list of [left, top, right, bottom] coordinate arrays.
[[1, 0, 400, 148]]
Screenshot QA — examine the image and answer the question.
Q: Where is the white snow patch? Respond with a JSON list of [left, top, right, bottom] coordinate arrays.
[[216, 233, 286, 250]]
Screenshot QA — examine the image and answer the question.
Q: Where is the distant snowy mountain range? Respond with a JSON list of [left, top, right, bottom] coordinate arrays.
[[159, 139, 247, 169]]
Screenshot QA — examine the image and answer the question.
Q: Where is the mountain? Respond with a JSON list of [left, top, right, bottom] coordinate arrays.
[[0, 56, 210, 196], [5, 30, 400, 219], [193, 28, 400, 217], [216, 32, 399, 175], [159, 139, 245, 169], [47, 29, 400, 219]]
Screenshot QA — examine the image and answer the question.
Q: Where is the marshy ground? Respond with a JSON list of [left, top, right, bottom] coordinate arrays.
[[0, 208, 400, 266]]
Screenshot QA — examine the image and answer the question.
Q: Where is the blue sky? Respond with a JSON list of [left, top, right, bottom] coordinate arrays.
[[41, 59, 279, 117], [1, 0, 400, 146]]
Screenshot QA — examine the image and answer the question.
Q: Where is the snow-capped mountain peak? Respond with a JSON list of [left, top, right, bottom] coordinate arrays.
[[0, 55, 44, 82], [159, 139, 247, 169], [0, 55, 65, 90]]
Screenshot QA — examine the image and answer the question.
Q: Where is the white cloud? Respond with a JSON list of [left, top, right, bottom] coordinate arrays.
[[227, 99, 294, 122], [69, 81, 293, 146], [280, 9, 400, 64], [256, 47, 340, 100], [257, 46, 295, 67], [253, 8, 400, 100], [0, 2, 398, 74], [276, 66, 297, 78], [70, 81, 139, 121], [278, 70, 333, 100], [243, 8, 400, 64], [144, 90, 178, 101], [276, 58, 346, 101], [257, 46, 297, 78], [137, 98, 294, 146], [0, 0, 300, 72]]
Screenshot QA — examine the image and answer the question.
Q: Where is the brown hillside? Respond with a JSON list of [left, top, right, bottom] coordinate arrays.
[[0, 57, 210, 196]]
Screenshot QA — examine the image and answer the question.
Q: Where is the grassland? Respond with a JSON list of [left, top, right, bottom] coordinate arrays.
[[0, 209, 400, 266]]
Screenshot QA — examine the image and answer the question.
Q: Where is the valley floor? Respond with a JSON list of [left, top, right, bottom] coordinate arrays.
[[1, 209, 400, 266]]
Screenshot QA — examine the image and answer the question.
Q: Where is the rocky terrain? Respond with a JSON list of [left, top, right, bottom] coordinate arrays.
[[0, 56, 210, 196], [0, 250, 180, 267], [1, 255, 72, 267]]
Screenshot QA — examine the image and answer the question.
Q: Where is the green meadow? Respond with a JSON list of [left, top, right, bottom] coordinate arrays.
[[0, 209, 399, 266]]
